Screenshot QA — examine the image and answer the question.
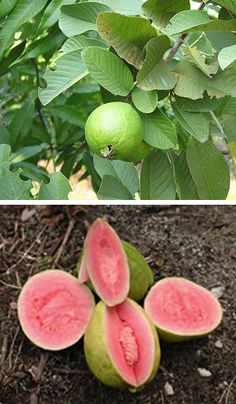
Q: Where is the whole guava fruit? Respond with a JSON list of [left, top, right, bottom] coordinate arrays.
[[77, 238, 154, 302], [85, 102, 143, 161], [144, 277, 223, 342], [84, 299, 161, 390]]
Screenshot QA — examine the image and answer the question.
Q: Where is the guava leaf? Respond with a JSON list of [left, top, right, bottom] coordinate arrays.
[[97, 175, 133, 200], [94, 156, 139, 196], [140, 150, 176, 200], [141, 109, 178, 149], [131, 88, 158, 114], [82, 47, 133, 96], [38, 50, 88, 105], [59, 2, 110, 37], [172, 152, 199, 200], [38, 172, 72, 200], [218, 45, 236, 71], [97, 12, 157, 68], [137, 36, 177, 91], [186, 138, 230, 200], [142, 0, 190, 29]]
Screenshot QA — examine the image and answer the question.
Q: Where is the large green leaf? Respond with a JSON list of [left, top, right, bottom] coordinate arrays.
[[38, 172, 72, 200], [142, 0, 190, 29], [37, 0, 77, 34], [8, 98, 34, 150], [81, 0, 142, 15], [94, 155, 139, 195], [172, 152, 199, 200], [38, 50, 88, 105], [97, 175, 133, 199], [97, 12, 157, 68], [0, 163, 32, 200], [166, 10, 236, 36], [0, 41, 26, 77], [47, 105, 86, 128], [59, 2, 109, 37], [61, 35, 108, 54], [0, 0, 48, 57], [142, 109, 178, 149], [131, 88, 158, 114], [10, 144, 47, 163], [172, 101, 209, 143], [137, 36, 177, 91], [207, 0, 236, 14], [82, 47, 133, 96], [0, 144, 11, 165], [174, 95, 221, 113], [0, 0, 17, 18], [140, 150, 176, 200], [173, 61, 236, 100], [186, 137, 230, 200], [218, 44, 236, 70]]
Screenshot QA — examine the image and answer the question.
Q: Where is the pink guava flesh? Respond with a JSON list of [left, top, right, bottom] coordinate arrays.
[[84, 219, 129, 306], [18, 270, 95, 350], [105, 299, 155, 386], [145, 278, 222, 337]]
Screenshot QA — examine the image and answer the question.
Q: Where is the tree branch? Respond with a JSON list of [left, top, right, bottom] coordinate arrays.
[[166, 2, 205, 64]]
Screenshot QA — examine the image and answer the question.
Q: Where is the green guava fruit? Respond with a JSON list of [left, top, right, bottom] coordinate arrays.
[[85, 102, 143, 161], [81, 218, 130, 306], [18, 270, 95, 350], [77, 238, 154, 302], [144, 277, 223, 342], [84, 299, 161, 390], [125, 141, 153, 162]]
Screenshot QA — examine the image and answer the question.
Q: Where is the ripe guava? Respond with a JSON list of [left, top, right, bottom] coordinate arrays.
[[82, 218, 130, 306], [144, 277, 223, 342], [77, 234, 153, 302], [85, 102, 143, 162], [18, 270, 95, 350], [84, 299, 161, 390]]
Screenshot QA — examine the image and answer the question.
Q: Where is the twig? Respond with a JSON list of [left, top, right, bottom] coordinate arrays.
[[52, 218, 75, 268], [33, 59, 56, 171], [166, 2, 205, 64]]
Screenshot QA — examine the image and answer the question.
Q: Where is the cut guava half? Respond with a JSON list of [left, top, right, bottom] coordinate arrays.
[[84, 299, 161, 389], [18, 270, 95, 350], [78, 239, 154, 302], [144, 277, 223, 342], [83, 218, 130, 306]]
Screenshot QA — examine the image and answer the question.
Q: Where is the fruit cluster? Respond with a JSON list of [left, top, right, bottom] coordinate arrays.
[[17, 219, 223, 391]]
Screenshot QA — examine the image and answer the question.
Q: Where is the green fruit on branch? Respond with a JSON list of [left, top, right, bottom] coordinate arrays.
[[144, 277, 223, 342], [84, 299, 161, 390], [85, 102, 146, 162]]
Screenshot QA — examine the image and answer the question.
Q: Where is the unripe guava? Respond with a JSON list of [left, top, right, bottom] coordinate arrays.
[[85, 102, 144, 162], [84, 299, 161, 390]]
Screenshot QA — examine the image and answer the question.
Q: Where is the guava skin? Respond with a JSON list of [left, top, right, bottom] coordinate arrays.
[[84, 300, 161, 390], [77, 240, 154, 302], [125, 141, 153, 162], [85, 102, 143, 161]]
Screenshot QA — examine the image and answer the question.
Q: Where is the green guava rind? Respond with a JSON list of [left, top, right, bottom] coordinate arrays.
[[76, 240, 154, 301], [85, 102, 143, 161], [125, 141, 153, 162], [84, 299, 161, 390], [144, 278, 223, 343], [121, 240, 154, 301]]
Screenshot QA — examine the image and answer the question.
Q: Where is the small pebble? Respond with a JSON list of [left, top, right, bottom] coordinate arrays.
[[215, 340, 223, 349], [210, 286, 224, 299], [164, 381, 174, 396], [197, 368, 212, 377]]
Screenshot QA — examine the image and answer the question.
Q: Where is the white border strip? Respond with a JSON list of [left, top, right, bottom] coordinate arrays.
[[1, 200, 236, 206]]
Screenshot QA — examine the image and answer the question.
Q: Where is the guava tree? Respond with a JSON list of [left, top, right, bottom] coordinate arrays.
[[1, 0, 236, 200]]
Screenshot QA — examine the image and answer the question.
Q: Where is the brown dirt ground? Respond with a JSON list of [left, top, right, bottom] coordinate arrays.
[[0, 206, 235, 404]]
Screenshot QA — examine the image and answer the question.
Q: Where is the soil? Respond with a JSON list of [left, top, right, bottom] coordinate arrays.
[[0, 206, 235, 404]]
